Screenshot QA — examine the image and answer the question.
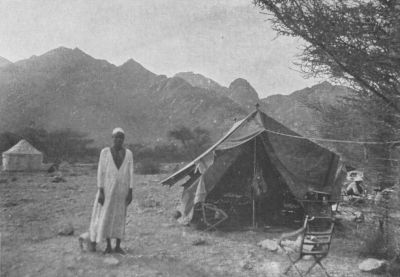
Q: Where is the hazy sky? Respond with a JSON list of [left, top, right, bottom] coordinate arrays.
[[0, 0, 319, 97]]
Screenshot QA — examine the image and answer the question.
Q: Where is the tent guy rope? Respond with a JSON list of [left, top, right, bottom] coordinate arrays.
[[262, 128, 400, 145]]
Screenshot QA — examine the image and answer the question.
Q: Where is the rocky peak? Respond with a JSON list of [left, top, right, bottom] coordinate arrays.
[[14, 46, 107, 71], [227, 78, 260, 110], [174, 72, 224, 92]]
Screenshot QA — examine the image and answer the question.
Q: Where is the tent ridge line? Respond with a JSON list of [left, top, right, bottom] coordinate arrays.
[[160, 110, 258, 186]]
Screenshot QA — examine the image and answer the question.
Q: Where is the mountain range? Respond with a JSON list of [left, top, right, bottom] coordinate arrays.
[[0, 47, 352, 149]]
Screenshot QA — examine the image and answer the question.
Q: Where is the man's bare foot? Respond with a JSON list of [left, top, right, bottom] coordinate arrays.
[[103, 246, 113, 254], [114, 246, 126, 255]]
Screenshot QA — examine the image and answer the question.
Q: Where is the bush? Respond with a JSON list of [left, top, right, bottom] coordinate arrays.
[[359, 221, 400, 260], [0, 128, 99, 163], [127, 143, 189, 163], [387, 257, 400, 277], [360, 229, 388, 259], [135, 159, 161, 175]]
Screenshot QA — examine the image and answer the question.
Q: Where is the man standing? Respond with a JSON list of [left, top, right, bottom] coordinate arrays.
[[89, 127, 134, 254]]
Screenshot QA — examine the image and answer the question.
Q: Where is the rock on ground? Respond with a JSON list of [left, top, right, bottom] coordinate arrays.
[[257, 239, 278, 252], [359, 258, 387, 274], [57, 222, 74, 236], [103, 257, 120, 266], [51, 176, 66, 183], [191, 238, 206, 246]]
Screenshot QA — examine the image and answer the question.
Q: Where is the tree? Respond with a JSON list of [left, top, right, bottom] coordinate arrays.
[[0, 132, 21, 153], [254, 1, 400, 261], [168, 126, 211, 159], [0, 128, 98, 163], [168, 126, 194, 149], [299, 93, 397, 169], [43, 129, 97, 162], [192, 127, 212, 156], [254, 0, 400, 112]]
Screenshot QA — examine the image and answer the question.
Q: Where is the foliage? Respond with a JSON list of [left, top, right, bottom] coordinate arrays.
[[0, 128, 98, 163], [168, 126, 194, 147], [360, 228, 389, 259], [298, 93, 399, 167], [127, 143, 187, 163], [168, 126, 212, 159], [134, 158, 161, 175], [254, 0, 400, 261], [0, 125, 211, 165], [255, 0, 400, 112]]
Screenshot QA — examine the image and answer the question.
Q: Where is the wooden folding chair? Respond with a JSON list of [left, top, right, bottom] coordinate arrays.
[[199, 203, 229, 231], [278, 216, 335, 277]]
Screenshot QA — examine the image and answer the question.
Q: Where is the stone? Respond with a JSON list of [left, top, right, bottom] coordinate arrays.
[[191, 238, 206, 246], [283, 246, 296, 254], [58, 222, 74, 236], [240, 260, 253, 270], [103, 257, 120, 266], [141, 198, 160, 208], [51, 176, 66, 183], [354, 211, 365, 223], [359, 258, 387, 274], [280, 236, 301, 252], [172, 210, 182, 220], [39, 183, 48, 189], [257, 239, 278, 252]]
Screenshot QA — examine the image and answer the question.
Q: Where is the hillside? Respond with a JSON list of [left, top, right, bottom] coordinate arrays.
[[261, 83, 395, 168], [174, 72, 225, 93], [175, 72, 261, 111], [262, 81, 354, 136], [0, 48, 246, 147], [0, 57, 11, 68]]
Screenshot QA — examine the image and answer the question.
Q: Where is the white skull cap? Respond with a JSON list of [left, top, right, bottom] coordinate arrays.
[[112, 127, 125, 136]]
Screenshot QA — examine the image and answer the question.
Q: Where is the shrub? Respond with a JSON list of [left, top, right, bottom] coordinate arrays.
[[127, 143, 188, 163], [359, 229, 388, 259], [0, 128, 99, 163], [135, 159, 161, 175]]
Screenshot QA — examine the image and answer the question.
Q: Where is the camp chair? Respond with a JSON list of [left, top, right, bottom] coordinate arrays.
[[278, 215, 335, 277], [198, 203, 228, 231]]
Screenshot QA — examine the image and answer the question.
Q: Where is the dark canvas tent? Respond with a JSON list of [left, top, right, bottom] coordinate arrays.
[[161, 109, 346, 226]]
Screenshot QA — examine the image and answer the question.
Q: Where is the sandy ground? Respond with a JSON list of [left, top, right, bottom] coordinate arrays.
[[1, 166, 369, 277]]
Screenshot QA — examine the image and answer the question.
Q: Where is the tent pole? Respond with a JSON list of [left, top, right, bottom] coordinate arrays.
[[252, 194, 256, 228], [252, 137, 257, 228]]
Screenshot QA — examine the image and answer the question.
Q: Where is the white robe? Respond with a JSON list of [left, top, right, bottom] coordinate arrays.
[[89, 147, 134, 243]]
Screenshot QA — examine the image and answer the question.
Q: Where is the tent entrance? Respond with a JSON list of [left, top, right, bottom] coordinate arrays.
[[193, 137, 304, 230]]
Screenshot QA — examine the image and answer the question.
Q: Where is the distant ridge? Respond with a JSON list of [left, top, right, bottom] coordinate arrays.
[[0, 56, 11, 67]]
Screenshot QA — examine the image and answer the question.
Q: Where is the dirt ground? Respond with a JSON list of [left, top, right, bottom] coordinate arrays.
[[1, 166, 370, 277]]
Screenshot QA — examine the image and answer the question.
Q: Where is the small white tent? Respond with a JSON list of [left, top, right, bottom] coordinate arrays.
[[2, 140, 43, 171]]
